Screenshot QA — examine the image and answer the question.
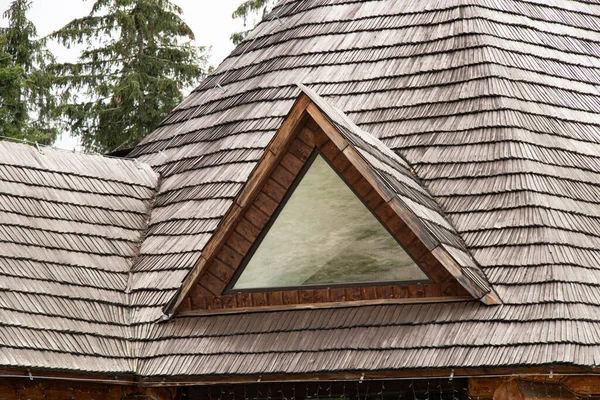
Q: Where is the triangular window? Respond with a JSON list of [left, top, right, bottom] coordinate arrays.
[[231, 154, 429, 290]]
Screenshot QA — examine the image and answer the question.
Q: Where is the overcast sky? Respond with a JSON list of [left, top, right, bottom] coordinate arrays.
[[0, 0, 247, 149]]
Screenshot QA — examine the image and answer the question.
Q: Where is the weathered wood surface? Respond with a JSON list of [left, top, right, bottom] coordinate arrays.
[[468, 376, 600, 400], [0, 377, 177, 400], [0, 0, 599, 381], [0, 142, 159, 374], [137, 301, 600, 377], [128, 0, 600, 377], [127, 0, 600, 326]]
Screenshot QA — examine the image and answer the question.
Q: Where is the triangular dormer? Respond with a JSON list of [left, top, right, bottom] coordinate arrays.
[[232, 153, 429, 290], [165, 85, 500, 315]]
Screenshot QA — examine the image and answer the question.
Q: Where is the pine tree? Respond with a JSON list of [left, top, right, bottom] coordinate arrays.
[[51, 0, 208, 153], [0, 0, 57, 145], [231, 0, 276, 45]]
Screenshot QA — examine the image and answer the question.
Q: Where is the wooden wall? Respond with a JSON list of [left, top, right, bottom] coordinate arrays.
[[0, 378, 178, 400], [183, 379, 467, 400], [3, 374, 600, 400], [469, 376, 600, 400], [181, 376, 600, 400]]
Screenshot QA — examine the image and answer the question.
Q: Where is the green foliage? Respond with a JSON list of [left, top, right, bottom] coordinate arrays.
[[0, 0, 57, 145], [231, 0, 276, 45], [51, 0, 208, 153]]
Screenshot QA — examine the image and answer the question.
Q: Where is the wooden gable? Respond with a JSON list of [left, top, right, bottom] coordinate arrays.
[[165, 90, 500, 315]]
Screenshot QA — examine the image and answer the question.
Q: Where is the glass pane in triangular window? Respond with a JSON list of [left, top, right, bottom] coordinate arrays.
[[232, 154, 429, 290]]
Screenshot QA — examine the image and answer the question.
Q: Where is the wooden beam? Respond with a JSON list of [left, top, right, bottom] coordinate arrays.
[[387, 197, 439, 250], [306, 103, 349, 152], [492, 380, 524, 400], [269, 95, 311, 156], [138, 368, 598, 387], [562, 376, 600, 396], [483, 290, 503, 305], [431, 246, 487, 300], [0, 367, 135, 385], [177, 296, 474, 316], [236, 151, 279, 209], [342, 146, 394, 202]]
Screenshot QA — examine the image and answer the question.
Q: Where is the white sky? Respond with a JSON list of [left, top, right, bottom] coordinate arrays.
[[0, 0, 247, 150]]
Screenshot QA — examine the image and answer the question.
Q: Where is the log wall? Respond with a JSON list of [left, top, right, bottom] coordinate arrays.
[[4, 374, 600, 400], [0, 378, 178, 400]]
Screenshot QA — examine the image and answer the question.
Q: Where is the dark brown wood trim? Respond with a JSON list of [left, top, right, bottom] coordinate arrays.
[[176, 295, 474, 316], [0, 367, 136, 385], [138, 367, 599, 387]]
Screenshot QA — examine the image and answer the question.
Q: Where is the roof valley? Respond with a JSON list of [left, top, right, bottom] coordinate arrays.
[[123, 173, 163, 373]]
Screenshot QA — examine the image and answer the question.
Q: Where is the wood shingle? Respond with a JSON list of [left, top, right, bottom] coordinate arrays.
[[0, 0, 598, 384]]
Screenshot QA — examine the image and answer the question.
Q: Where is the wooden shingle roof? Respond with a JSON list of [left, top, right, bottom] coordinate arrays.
[[0, 141, 158, 374], [0, 0, 599, 380], [129, 0, 600, 323]]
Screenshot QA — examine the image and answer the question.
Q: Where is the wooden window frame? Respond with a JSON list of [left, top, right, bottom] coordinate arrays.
[[225, 149, 433, 294]]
